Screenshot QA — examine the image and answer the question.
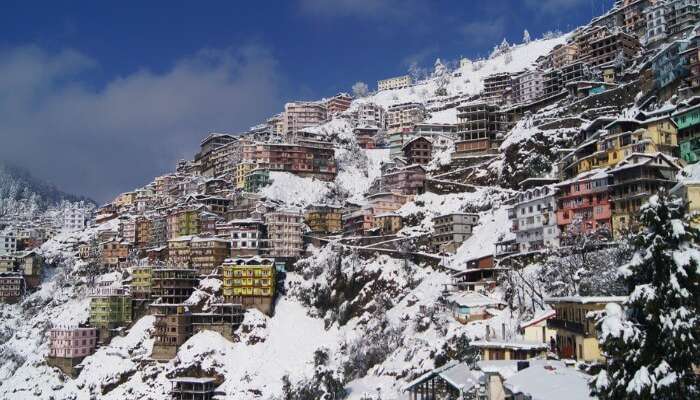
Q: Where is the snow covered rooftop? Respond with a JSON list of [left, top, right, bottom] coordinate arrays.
[[446, 292, 504, 308], [503, 360, 595, 400], [545, 296, 627, 304], [471, 339, 547, 350]]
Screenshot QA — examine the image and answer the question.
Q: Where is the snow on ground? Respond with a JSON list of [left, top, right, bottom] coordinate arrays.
[[335, 148, 389, 204], [356, 35, 568, 109], [261, 171, 334, 209], [426, 108, 458, 124], [451, 206, 512, 269]]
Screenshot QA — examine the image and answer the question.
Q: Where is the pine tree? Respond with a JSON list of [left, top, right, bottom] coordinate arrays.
[[592, 192, 699, 399]]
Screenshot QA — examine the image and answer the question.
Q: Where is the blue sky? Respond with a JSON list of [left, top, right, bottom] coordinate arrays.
[[0, 0, 613, 202]]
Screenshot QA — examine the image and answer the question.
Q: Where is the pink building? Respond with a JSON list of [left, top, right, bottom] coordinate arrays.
[[49, 327, 98, 358], [556, 169, 612, 238]]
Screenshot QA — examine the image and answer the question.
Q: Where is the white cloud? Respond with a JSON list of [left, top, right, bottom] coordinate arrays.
[[0, 45, 284, 202]]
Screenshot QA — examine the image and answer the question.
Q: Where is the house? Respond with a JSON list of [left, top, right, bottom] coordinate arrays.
[[509, 186, 559, 253], [47, 327, 98, 376], [451, 264, 505, 292], [195, 133, 237, 176], [222, 257, 276, 315], [380, 164, 427, 196], [151, 268, 199, 304], [671, 180, 700, 227], [353, 126, 379, 149], [546, 295, 626, 362], [431, 213, 479, 254], [373, 213, 403, 235], [378, 74, 412, 91], [447, 292, 505, 323], [518, 309, 557, 345], [170, 377, 217, 400], [608, 152, 680, 236], [17, 250, 42, 288], [556, 169, 612, 239], [402, 136, 433, 165], [190, 237, 230, 276], [342, 208, 375, 236], [304, 205, 343, 235], [403, 361, 483, 400], [365, 192, 409, 215], [101, 240, 131, 267], [472, 340, 547, 361], [264, 210, 304, 258]]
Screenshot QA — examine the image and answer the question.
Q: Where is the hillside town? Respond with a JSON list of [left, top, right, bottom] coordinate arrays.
[[1, 1, 699, 399]]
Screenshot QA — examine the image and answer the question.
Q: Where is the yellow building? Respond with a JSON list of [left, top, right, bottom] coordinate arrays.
[[519, 309, 557, 345], [373, 213, 403, 235], [235, 162, 256, 189], [671, 181, 700, 228], [546, 296, 626, 363], [471, 340, 547, 361], [130, 266, 152, 299], [114, 191, 136, 208], [222, 257, 276, 315], [304, 205, 342, 234]]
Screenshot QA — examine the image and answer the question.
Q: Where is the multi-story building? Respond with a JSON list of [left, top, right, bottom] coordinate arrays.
[[304, 205, 343, 235], [195, 133, 237, 177], [0, 273, 23, 303], [243, 142, 337, 181], [149, 214, 168, 248], [550, 43, 579, 68], [482, 72, 512, 105], [324, 93, 353, 115], [0, 231, 17, 256], [266, 113, 285, 137], [377, 74, 412, 91], [342, 208, 376, 236], [131, 265, 152, 299], [18, 250, 42, 288], [264, 211, 303, 258], [244, 168, 271, 192], [151, 268, 199, 304], [354, 126, 379, 149], [509, 186, 560, 253], [235, 162, 256, 189], [101, 240, 130, 267], [672, 101, 700, 163], [168, 236, 193, 267], [646, 0, 700, 46], [431, 213, 479, 254], [609, 152, 680, 235], [387, 102, 426, 156], [229, 219, 265, 257], [0, 255, 15, 273], [353, 102, 386, 129], [546, 296, 626, 362], [576, 25, 640, 67], [62, 206, 87, 232], [282, 101, 328, 137], [373, 213, 403, 235], [47, 327, 99, 376], [455, 101, 511, 156], [151, 304, 192, 361], [379, 165, 427, 196], [222, 257, 276, 315], [134, 216, 152, 249], [512, 69, 544, 104], [167, 208, 202, 239], [556, 169, 613, 240], [89, 287, 132, 338], [190, 237, 230, 276], [402, 136, 433, 165], [366, 192, 409, 215], [542, 68, 563, 98], [191, 303, 245, 340]]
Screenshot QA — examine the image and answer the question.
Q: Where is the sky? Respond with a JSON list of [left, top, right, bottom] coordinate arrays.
[[0, 0, 614, 203]]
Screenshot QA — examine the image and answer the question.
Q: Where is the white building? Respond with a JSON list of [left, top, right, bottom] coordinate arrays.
[[0, 231, 17, 255], [264, 210, 304, 258], [377, 75, 413, 91], [513, 69, 544, 104], [353, 102, 386, 129], [63, 206, 87, 232], [508, 186, 559, 253]]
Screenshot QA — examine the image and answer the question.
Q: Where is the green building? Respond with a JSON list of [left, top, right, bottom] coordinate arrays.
[[672, 102, 700, 163], [244, 168, 271, 192], [89, 288, 133, 332]]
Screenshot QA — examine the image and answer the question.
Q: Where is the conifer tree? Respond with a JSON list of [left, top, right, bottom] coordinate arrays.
[[592, 192, 699, 399]]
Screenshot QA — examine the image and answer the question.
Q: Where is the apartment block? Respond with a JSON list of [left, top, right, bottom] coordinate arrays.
[[47, 327, 98, 376], [89, 288, 132, 338], [170, 377, 217, 400], [378, 74, 412, 91], [304, 205, 343, 235], [550, 43, 579, 68], [373, 213, 403, 235], [575, 26, 640, 67], [387, 102, 426, 156], [512, 69, 544, 104], [353, 102, 386, 128], [264, 211, 303, 258], [431, 213, 479, 254], [62, 206, 87, 232], [0, 231, 17, 255], [354, 126, 379, 149], [195, 133, 237, 177], [235, 162, 256, 189], [244, 168, 271, 192], [325, 93, 353, 115], [190, 237, 230, 276], [672, 101, 700, 163], [168, 236, 193, 267], [131, 265, 153, 299], [556, 169, 613, 239], [229, 219, 265, 257], [455, 101, 511, 157], [482, 72, 512, 105], [283, 101, 328, 136], [0, 272, 23, 304], [342, 208, 376, 236], [402, 136, 433, 165], [509, 186, 560, 253], [151, 304, 192, 361], [243, 142, 337, 181], [101, 240, 131, 267], [222, 257, 276, 315], [379, 164, 427, 196]]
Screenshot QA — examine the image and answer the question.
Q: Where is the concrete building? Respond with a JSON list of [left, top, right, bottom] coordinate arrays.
[[575, 25, 640, 67], [222, 257, 276, 315], [509, 186, 560, 253], [556, 169, 613, 239], [378, 74, 412, 91], [342, 208, 375, 236], [151, 268, 199, 304], [546, 296, 626, 362], [0, 273, 23, 303], [168, 236, 193, 267], [283, 101, 328, 137], [304, 205, 343, 235], [373, 213, 403, 235], [672, 101, 700, 163], [353, 102, 386, 128], [0, 231, 17, 256], [195, 133, 237, 177], [170, 377, 217, 400], [455, 101, 511, 157], [130, 265, 152, 299], [47, 327, 99, 376], [62, 206, 87, 232], [151, 304, 191, 361], [482, 73, 512, 105], [235, 161, 256, 189], [354, 126, 379, 149], [243, 142, 337, 181], [402, 136, 433, 165], [89, 287, 132, 339], [387, 102, 426, 157], [264, 211, 304, 258], [431, 213, 480, 254], [379, 165, 427, 196], [512, 69, 544, 104], [229, 218, 265, 257], [550, 43, 579, 68]]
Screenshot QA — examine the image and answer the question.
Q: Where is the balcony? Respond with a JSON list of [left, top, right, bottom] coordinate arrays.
[[547, 318, 585, 335]]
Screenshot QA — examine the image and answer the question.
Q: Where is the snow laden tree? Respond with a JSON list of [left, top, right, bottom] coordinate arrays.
[[592, 193, 699, 399], [432, 58, 450, 96], [523, 29, 531, 44], [352, 81, 369, 97]]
